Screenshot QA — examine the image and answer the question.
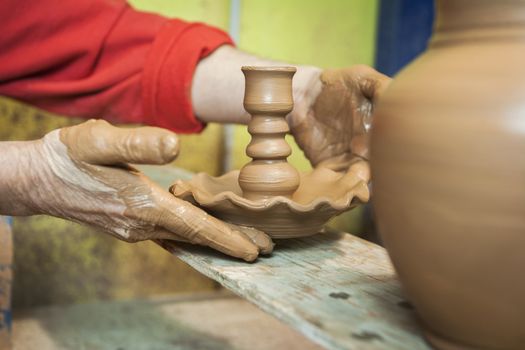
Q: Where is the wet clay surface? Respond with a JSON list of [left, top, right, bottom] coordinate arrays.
[[371, 1, 525, 349], [172, 67, 370, 238], [171, 165, 369, 238], [238, 66, 300, 201]]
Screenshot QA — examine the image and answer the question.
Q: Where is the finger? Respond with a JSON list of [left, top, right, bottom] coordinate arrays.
[[153, 223, 274, 256], [225, 223, 274, 255], [350, 133, 369, 160], [157, 197, 260, 262], [60, 119, 179, 165], [346, 159, 371, 183], [352, 65, 392, 101], [371, 73, 392, 100], [317, 154, 353, 172], [336, 160, 370, 202], [317, 155, 370, 178], [149, 228, 198, 243]]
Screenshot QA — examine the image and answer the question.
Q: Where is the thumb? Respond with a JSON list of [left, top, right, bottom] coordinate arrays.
[[354, 65, 391, 101], [60, 119, 179, 165]]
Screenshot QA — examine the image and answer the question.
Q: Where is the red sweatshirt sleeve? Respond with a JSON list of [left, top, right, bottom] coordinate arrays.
[[0, 0, 233, 133]]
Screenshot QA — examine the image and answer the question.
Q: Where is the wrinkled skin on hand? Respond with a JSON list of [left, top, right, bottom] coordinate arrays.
[[1, 120, 272, 261], [290, 65, 391, 172]]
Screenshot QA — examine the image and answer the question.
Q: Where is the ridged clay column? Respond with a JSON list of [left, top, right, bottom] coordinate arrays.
[[238, 66, 300, 201]]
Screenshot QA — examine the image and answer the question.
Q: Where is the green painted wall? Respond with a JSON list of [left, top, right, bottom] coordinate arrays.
[[239, 0, 378, 67], [130, 0, 230, 29]]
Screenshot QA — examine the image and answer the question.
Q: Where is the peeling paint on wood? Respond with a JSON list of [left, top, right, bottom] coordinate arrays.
[[140, 165, 432, 350]]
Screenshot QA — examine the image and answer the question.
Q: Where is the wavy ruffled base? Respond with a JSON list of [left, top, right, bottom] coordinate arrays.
[[170, 167, 369, 239]]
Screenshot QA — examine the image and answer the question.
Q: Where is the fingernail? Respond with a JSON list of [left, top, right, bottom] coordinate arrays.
[[260, 240, 275, 255], [161, 134, 179, 162], [236, 239, 259, 262], [243, 248, 259, 262], [251, 233, 274, 255]]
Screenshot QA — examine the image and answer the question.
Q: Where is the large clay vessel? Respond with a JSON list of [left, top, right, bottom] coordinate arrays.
[[371, 1, 525, 349]]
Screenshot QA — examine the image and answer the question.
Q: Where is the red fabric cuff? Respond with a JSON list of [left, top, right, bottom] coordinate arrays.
[[143, 19, 234, 133]]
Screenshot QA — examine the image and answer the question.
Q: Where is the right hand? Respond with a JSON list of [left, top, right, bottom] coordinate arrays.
[[290, 65, 391, 172], [1, 120, 273, 261]]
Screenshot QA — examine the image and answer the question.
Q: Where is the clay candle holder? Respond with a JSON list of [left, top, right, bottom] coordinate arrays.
[[170, 66, 369, 239], [238, 67, 300, 201]]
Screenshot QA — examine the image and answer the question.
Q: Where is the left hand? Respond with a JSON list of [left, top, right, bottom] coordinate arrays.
[[290, 65, 391, 172], [0, 120, 273, 261]]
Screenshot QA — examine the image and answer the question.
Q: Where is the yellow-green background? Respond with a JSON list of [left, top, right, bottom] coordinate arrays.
[[2, 0, 378, 308]]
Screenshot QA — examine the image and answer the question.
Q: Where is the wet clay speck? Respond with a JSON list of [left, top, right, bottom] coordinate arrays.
[[171, 67, 370, 238], [351, 331, 383, 342], [329, 292, 350, 300], [371, 1, 525, 349]]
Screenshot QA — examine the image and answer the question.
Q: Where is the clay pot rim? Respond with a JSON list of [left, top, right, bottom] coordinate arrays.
[[170, 169, 369, 214], [241, 66, 297, 73]]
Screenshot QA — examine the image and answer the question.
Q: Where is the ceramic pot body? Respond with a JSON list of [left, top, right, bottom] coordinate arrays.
[[371, 1, 525, 349]]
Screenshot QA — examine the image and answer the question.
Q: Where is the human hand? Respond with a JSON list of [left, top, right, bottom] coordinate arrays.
[[290, 65, 391, 172], [0, 120, 273, 261]]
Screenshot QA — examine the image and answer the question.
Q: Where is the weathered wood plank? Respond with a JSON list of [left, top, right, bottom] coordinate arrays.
[[139, 165, 431, 350], [13, 292, 323, 350]]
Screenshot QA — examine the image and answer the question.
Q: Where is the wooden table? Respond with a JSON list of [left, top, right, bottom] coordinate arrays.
[[142, 165, 432, 350]]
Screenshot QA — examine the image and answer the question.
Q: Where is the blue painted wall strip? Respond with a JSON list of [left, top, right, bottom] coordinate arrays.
[[0, 216, 13, 340], [0, 309, 11, 332], [375, 0, 434, 76]]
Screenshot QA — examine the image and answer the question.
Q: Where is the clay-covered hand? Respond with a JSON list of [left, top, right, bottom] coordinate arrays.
[[0, 120, 272, 261], [290, 65, 391, 171]]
